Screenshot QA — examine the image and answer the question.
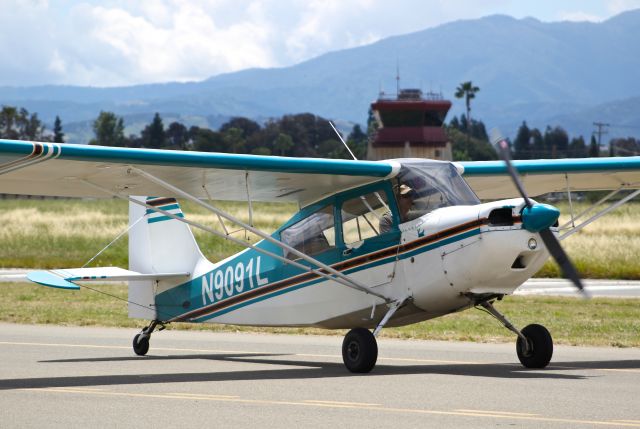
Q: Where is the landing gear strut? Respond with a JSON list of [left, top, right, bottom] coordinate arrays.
[[133, 320, 166, 356], [479, 300, 553, 369]]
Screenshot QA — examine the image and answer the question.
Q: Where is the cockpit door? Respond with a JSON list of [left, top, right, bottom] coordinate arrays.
[[337, 184, 401, 288]]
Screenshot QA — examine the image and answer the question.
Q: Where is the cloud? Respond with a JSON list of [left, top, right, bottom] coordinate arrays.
[[607, 0, 640, 14], [558, 11, 604, 22], [0, 0, 639, 87]]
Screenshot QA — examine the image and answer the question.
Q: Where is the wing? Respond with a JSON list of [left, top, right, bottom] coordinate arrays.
[[459, 157, 640, 199], [0, 140, 398, 207]]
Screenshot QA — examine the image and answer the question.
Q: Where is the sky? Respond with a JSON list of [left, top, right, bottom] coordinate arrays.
[[2, 0, 639, 87]]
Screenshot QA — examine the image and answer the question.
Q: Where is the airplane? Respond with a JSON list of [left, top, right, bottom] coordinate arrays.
[[1, 135, 639, 373]]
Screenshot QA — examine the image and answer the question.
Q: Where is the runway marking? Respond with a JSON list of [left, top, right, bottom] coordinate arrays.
[[304, 400, 381, 406], [0, 341, 482, 365], [168, 393, 240, 399], [17, 387, 640, 427], [552, 364, 640, 374], [455, 409, 539, 416], [599, 368, 640, 374]]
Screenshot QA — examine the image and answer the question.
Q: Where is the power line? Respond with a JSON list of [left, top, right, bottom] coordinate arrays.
[[592, 122, 610, 150]]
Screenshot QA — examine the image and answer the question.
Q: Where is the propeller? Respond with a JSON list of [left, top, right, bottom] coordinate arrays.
[[489, 129, 589, 298]]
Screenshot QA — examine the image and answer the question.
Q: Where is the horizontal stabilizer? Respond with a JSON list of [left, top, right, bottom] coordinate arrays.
[[27, 267, 190, 291], [28, 271, 80, 290]]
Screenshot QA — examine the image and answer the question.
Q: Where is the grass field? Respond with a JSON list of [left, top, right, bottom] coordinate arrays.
[[1, 197, 639, 347], [1, 197, 639, 279]]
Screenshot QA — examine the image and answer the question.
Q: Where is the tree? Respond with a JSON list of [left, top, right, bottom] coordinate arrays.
[[166, 121, 188, 150], [454, 81, 480, 143], [0, 106, 46, 141], [273, 133, 293, 156], [21, 109, 45, 141], [346, 124, 368, 159], [220, 117, 260, 138], [141, 113, 166, 149], [53, 116, 64, 143], [222, 127, 245, 153], [609, 137, 640, 156], [192, 128, 225, 152], [568, 136, 587, 158], [91, 111, 125, 147], [513, 121, 531, 159], [0, 106, 19, 139], [447, 127, 497, 161], [544, 126, 569, 158], [530, 128, 544, 158]]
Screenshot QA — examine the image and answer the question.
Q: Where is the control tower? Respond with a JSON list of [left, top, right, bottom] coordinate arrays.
[[368, 88, 452, 160]]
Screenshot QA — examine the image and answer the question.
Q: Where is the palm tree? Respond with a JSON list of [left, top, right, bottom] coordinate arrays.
[[455, 81, 480, 143]]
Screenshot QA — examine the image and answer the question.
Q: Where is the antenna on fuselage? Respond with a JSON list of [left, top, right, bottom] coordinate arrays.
[[329, 121, 358, 160]]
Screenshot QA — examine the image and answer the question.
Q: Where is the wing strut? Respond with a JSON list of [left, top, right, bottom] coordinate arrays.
[[79, 177, 392, 304], [559, 188, 640, 241]]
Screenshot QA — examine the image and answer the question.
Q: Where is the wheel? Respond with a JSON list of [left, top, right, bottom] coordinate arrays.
[[133, 333, 150, 356], [516, 324, 553, 368], [342, 328, 378, 373]]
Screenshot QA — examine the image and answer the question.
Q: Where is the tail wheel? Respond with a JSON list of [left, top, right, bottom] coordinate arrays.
[[133, 333, 150, 356], [516, 323, 553, 368], [342, 328, 378, 373]]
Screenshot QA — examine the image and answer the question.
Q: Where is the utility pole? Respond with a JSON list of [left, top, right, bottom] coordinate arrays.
[[593, 122, 610, 153]]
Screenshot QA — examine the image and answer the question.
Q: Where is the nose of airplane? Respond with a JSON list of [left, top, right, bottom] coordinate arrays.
[[521, 203, 560, 232]]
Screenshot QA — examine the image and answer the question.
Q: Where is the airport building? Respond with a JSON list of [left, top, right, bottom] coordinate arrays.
[[367, 88, 452, 161]]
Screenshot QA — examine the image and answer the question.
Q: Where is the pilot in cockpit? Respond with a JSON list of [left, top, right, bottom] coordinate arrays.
[[379, 184, 416, 233]]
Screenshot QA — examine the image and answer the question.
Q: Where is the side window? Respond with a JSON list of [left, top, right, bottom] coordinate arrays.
[[341, 191, 390, 245], [280, 205, 336, 259]]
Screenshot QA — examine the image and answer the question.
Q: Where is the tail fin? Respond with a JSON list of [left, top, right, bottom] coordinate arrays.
[[128, 196, 208, 319]]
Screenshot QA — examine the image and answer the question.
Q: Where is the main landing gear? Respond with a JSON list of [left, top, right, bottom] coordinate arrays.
[[132, 320, 166, 356], [480, 300, 553, 369], [341, 299, 406, 373]]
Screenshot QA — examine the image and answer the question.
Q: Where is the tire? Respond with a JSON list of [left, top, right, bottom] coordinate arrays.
[[133, 333, 150, 356], [516, 324, 553, 369], [342, 328, 378, 373]]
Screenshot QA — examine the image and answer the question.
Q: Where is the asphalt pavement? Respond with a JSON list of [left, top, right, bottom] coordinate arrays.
[[0, 323, 638, 428]]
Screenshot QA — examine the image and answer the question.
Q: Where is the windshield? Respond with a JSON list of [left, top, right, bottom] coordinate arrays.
[[396, 160, 480, 218]]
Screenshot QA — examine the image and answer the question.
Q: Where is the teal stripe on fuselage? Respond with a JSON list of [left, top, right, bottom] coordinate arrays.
[[187, 226, 483, 323]]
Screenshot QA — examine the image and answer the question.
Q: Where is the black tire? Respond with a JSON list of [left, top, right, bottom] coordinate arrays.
[[516, 323, 553, 369], [133, 333, 150, 356], [342, 328, 378, 373]]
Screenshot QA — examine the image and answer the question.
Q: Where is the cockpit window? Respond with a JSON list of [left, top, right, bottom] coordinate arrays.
[[280, 205, 336, 259], [396, 160, 480, 218]]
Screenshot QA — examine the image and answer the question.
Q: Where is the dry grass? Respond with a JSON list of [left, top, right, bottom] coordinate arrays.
[[2, 197, 640, 278], [538, 201, 640, 278]]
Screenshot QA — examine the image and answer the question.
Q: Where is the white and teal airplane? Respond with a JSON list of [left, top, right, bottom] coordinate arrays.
[[1, 137, 639, 373]]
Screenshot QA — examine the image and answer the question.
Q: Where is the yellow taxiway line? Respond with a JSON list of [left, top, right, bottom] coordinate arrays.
[[15, 387, 640, 427]]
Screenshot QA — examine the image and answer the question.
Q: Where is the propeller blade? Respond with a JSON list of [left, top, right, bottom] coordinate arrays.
[[490, 129, 533, 208], [489, 128, 588, 298], [539, 228, 589, 298]]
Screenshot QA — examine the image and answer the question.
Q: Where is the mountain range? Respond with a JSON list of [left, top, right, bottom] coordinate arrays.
[[1, 10, 639, 144]]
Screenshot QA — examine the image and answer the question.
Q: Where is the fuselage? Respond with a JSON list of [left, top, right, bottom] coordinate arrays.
[[153, 160, 551, 329]]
